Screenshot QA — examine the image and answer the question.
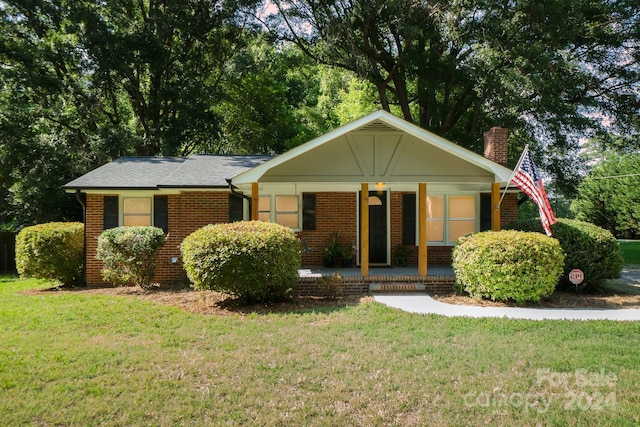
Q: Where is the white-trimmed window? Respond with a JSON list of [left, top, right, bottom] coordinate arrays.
[[448, 196, 475, 242], [427, 196, 445, 242], [275, 196, 299, 228], [425, 194, 477, 244], [258, 196, 271, 222], [123, 197, 152, 226], [103, 195, 168, 232], [258, 195, 300, 229]]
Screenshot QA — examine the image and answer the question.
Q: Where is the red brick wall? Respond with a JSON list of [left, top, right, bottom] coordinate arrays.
[[86, 194, 105, 285], [298, 191, 454, 268], [389, 191, 406, 265], [154, 192, 231, 285], [86, 189, 515, 286], [483, 127, 509, 166], [298, 192, 357, 266], [500, 193, 519, 226], [85, 192, 230, 287], [390, 191, 455, 266]]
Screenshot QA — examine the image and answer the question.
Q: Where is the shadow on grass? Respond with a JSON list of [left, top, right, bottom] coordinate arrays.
[[601, 279, 640, 295], [212, 293, 367, 316]]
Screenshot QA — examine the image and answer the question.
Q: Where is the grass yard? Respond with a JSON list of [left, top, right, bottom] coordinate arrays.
[[620, 240, 640, 267], [2, 275, 640, 426]]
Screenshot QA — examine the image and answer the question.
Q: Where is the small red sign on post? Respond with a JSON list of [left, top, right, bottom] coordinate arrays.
[[569, 269, 584, 285]]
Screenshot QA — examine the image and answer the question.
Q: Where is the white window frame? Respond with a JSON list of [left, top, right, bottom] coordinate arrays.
[[422, 194, 478, 246], [447, 195, 477, 243], [258, 195, 301, 231], [426, 195, 445, 244], [122, 196, 153, 227], [258, 195, 271, 223]]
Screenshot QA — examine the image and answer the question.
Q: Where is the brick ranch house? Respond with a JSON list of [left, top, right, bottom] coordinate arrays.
[[64, 110, 518, 289]]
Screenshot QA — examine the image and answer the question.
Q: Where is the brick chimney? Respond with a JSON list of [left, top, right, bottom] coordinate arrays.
[[483, 127, 509, 166]]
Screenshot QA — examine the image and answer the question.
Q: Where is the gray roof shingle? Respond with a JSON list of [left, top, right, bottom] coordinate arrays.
[[64, 155, 274, 190]]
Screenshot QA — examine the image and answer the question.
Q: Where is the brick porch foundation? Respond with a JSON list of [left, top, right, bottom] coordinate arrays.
[[296, 274, 455, 297]]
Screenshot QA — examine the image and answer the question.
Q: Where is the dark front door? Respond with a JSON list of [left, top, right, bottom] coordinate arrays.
[[367, 191, 388, 264]]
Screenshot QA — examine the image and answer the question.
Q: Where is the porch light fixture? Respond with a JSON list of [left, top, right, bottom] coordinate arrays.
[[368, 195, 383, 206]]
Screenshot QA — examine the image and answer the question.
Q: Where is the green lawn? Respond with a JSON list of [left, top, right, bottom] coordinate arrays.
[[620, 240, 640, 266], [2, 275, 640, 426]]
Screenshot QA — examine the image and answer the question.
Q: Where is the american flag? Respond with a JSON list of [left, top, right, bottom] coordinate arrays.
[[511, 147, 557, 235]]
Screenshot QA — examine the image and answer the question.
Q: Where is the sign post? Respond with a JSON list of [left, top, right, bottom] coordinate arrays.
[[569, 269, 584, 292]]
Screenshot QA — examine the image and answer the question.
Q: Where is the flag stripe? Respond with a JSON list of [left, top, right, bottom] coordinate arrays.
[[511, 148, 557, 236]]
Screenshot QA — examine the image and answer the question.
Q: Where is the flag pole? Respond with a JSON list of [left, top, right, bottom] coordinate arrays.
[[496, 145, 529, 210]]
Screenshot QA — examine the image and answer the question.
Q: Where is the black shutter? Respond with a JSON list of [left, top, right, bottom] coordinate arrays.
[[154, 195, 169, 232], [302, 193, 316, 231], [480, 193, 492, 231], [402, 193, 416, 245], [103, 196, 119, 230], [229, 194, 244, 222]]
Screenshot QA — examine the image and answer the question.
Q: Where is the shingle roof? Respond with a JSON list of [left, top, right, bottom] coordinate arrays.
[[64, 155, 274, 190]]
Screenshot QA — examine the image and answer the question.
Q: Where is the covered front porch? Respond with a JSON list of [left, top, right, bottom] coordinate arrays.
[[230, 110, 514, 281]]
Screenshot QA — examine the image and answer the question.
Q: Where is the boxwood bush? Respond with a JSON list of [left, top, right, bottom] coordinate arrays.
[[504, 218, 623, 291], [15, 222, 84, 286], [96, 226, 166, 288], [453, 230, 564, 304], [181, 221, 301, 303]]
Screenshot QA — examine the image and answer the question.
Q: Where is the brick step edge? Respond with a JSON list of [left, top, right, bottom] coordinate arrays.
[[369, 283, 426, 292]]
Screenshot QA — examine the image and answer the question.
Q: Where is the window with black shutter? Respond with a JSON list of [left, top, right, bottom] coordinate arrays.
[[302, 193, 316, 231], [103, 196, 119, 230], [154, 195, 169, 233], [402, 193, 416, 245], [229, 194, 244, 222]]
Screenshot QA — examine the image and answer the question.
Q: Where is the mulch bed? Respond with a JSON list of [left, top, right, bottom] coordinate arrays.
[[24, 284, 370, 316], [23, 276, 640, 314]]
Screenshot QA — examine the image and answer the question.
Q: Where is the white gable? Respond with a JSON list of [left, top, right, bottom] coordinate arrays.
[[231, 110, 512, 190]]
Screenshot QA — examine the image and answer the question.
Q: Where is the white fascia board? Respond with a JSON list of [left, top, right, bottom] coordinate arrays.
[[233, 181, 518, 194]]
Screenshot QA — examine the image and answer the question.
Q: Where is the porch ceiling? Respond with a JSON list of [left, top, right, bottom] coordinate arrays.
[[231, 110, 513, 189]]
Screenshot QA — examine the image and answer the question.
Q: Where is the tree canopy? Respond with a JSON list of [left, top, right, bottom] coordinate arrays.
[[0, 0, 328, 224], [572, 152, 640, 239], [1, 0, 639, 225], [270, 0, 640, 194]]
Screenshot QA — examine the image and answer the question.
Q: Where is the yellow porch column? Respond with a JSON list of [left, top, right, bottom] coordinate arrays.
[[491, 182, 501, 231], [251, 182, 259, 221], [360, 183, 369, 277], [418, 182, 428, 276]]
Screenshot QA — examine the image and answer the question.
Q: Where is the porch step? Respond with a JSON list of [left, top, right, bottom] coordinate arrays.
[[369, 283, 426, 292]]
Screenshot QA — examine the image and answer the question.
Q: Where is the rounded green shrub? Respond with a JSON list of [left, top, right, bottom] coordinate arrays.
[[452, 230, 564, 304], [15, 222, 84, 286], [181, 221, 301, 303], [96, 226, 166, 288], [504, 218, 623, 291]]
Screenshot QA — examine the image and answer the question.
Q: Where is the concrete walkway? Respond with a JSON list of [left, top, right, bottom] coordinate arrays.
[[373, 268, 640, 321], [373, 294, 640, 321]]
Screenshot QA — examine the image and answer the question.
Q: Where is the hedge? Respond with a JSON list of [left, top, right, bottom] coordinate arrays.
[[96, 226, 166, 288], [504, 218, 623, 291], [15, 222, 84, 286], [453, 230, 565, 304], [181, 221, 301, 303]]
